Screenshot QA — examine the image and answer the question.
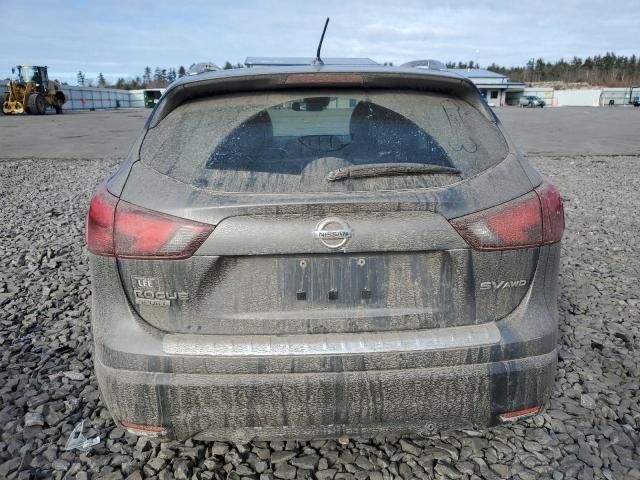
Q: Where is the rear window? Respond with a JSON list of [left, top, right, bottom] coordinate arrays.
[[140, 90, 508, 193]]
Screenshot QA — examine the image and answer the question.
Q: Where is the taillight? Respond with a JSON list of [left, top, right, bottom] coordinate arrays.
[[85, 183, 117, 256], [85, 183, 214, 259], [449, 178, 564, 251], [535, 179, 564, 244]]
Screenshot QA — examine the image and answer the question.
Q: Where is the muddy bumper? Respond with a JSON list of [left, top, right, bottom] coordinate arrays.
[[90, 245, 560, 441], [95, 350, 556, 442]]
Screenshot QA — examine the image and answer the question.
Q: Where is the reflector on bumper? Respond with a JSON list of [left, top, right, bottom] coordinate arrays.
[[120, 421, 167, 437], [498, 406, 541, 423]]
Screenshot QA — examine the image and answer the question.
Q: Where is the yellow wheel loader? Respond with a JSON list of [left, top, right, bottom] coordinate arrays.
[[2, 65, 66, 115]]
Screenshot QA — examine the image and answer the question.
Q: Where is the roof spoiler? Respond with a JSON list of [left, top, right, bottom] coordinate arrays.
[[146, 69, 495, 128]]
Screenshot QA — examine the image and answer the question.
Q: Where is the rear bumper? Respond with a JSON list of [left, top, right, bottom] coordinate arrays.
[[95, 350, 556, 442], [90, 245, 560, 441]]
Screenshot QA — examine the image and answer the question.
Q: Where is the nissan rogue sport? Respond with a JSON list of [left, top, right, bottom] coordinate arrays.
[[86, 60, 564, 442]]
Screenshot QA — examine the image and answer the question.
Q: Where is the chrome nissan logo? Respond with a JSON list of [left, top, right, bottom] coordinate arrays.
[[313, 217, 352, 249]]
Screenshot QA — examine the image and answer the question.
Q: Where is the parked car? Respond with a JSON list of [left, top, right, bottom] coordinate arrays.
[[631, 96, 640, 107], [86, 61, 564, 442], [519, 95, 546, 108]]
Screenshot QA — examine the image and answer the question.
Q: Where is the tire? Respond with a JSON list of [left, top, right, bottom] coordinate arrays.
[[35, 94, 47, 114], [54, 92, 66, 114], [28, 94, 47, 115], [27, 94, 37, 114]]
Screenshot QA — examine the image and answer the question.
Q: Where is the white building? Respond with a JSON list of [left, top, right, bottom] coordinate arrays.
[[449, 69, 526, 107]]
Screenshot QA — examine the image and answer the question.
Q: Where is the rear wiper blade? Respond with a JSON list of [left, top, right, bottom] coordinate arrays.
[[326, 163, 461, 182]]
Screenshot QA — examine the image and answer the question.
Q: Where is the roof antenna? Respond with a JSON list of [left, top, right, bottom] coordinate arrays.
[[312, 17, 330, 66]]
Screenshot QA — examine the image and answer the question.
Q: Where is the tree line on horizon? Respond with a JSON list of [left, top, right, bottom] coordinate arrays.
[[448, 52, 640, 87], [76, 61, 244, 89], [72, 52, 640, 89]]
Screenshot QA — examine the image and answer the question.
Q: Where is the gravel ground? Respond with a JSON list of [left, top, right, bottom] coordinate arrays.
[[1, 151, 639, 479]]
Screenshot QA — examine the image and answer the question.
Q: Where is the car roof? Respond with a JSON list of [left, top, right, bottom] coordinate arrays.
[[147, 64, 493, 128], [174, 64, 472, 86]]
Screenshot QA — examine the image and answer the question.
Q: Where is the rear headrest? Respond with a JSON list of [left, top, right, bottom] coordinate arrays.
[[349, 101, 374, 142]]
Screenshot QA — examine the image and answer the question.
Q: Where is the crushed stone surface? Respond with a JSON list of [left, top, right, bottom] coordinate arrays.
[[0, 152, 639, 479]]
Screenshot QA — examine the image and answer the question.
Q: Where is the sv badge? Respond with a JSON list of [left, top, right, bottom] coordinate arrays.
[[480, 280, 527, 290]]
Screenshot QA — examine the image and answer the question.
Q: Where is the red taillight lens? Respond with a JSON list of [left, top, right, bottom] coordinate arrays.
[[535, 179, 565, 244], [86, 183, 118, 256], [86, 183, 214, 259], [450, 191, 542, 250], [449, 178, 564, 251], [113, 202, 214, 259]]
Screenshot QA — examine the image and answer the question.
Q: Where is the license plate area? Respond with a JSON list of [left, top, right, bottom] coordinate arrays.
[[289, 256, 383, 305]]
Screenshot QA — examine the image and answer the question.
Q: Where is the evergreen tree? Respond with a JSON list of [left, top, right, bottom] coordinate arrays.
[[143, 66, 152, 85], [446, 52, 640, 86]]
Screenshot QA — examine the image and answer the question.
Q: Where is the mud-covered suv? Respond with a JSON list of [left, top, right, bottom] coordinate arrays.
[[86, 62, 564, 442]]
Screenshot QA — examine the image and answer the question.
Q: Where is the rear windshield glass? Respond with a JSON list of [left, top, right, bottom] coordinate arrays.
[[141, 90, 508, 193]]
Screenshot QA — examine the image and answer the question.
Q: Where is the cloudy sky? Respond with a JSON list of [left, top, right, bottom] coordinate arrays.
[[1, 0, 637, 84]]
